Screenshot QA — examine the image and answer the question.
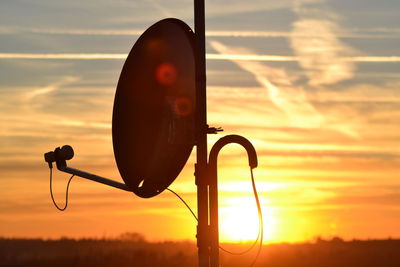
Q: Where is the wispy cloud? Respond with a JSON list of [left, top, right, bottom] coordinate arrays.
[[206, 0, 310, 16], [143, 0, 173, 18], [207, 30, 400, 39], [290, 4, 357, 85], [24, 76, 79, 100], [348, 56, 400, 62], [308, 83, 400, 103], [207, 54, 299, 61], [210, 40, 324, 129], [208, 54, 400, 62], [209, 40, 364, 137], [47, 119, 111, 129]]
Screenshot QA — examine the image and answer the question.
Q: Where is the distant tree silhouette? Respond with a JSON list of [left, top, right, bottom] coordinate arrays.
[[1, 237, 400, 267], [118, 232, 147, 242]]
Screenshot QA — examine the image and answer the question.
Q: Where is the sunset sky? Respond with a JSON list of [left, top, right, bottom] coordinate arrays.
[[1, 0, 399, 244]]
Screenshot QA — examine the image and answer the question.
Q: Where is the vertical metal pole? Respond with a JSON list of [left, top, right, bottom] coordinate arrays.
[[194, 0, 209, 267], [209, 164, 219, 267]]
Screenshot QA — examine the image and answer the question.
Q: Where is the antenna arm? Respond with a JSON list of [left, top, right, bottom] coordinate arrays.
[[44, 145, 131, 192], [59, 165, 131, 192]]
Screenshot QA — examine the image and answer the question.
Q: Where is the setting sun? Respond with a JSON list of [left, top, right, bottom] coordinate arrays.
[[219, 196, 278, 243]]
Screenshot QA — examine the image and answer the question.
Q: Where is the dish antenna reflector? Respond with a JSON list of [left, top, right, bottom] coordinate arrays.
[[112, 18, 196, 198]]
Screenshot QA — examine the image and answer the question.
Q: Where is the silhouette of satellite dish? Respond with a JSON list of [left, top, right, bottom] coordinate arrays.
[[44, 6, 261, 267], [112, 18, 196, 198]]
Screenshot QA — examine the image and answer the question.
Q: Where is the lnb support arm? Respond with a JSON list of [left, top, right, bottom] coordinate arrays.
[[44, 145, 131, 192]]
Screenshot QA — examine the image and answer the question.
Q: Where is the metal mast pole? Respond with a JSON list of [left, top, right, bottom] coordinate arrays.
[[194, 0, 209, 266]]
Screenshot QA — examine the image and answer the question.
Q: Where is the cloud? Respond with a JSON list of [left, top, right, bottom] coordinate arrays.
[[205, 0, 325, 17], [143, 0, 173, 18], [207, 54, 400, 62], [290, 3, 357, 85], [308, 83, 400, 103], [207, 53, 298, 62], [318, 183, 400, 207], [210, 40, 324, 130], [208, 41, 366, 138], [24, 76, 79, 100]]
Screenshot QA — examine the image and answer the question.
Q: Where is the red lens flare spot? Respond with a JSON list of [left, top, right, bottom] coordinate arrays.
[[155, 63, 177, 85], [173, 97, 193, 116]]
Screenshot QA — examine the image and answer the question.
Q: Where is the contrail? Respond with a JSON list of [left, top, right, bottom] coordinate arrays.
[[0, 53, 127, 59], [1, 53, 399, 62], [2, 27, 400, 39]]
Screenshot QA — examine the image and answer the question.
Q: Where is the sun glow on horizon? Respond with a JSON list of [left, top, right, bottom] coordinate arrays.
[[219, 197, 279, 243]]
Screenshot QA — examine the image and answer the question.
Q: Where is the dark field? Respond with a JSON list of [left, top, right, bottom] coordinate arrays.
[[1, 235, 400, 267]]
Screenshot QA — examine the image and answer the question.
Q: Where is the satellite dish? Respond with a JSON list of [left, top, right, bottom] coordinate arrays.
[[112, 18, 196, 198], [44, 8, 261, 267]]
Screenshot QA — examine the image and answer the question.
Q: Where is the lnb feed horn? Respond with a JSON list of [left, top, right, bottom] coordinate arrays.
[[44, 145, 74, 168]]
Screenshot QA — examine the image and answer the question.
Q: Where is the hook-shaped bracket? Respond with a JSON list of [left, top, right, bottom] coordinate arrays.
[[207, 134, 258, 267], [209, 134, 258, 169]]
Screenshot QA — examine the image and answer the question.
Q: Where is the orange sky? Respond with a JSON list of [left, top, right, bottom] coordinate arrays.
[[1, 0, 399, 243]]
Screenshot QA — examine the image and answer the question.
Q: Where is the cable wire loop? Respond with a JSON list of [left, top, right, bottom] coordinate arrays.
[[49, 168, 74, 211]]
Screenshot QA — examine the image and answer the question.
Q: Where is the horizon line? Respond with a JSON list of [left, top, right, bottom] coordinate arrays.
[[0, 235, 399, 245]]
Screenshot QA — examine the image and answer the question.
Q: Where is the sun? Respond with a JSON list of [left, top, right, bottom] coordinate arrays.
[[219, 196, 278, 243]]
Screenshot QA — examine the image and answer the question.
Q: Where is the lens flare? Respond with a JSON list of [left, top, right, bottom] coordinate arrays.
[[155, 62, 177, 85], [173, 97, 193, 116]]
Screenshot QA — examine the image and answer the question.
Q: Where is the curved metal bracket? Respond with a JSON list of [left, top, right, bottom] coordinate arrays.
[[209, 134, 258, 170], [207, 134, 258, 267]]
